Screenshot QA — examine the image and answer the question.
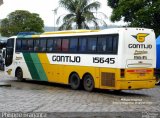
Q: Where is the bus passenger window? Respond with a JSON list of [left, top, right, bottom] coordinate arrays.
[[40, 39, 46, 52], [62, 39, 69, 52], [54, 39, 61, 51], [28, 40, 33, 51], [79, 37, 87, 52], [16, 39, 21, 51], [113, 36, 118, 53], [22, 40, 28, 51], [106, 36, 113, 53], [34, 40, 40, 51], [97, 37, 106, 52], [47, 39, 54, 52], [87, 37, 97, 52], [69, 38, 78, 52]]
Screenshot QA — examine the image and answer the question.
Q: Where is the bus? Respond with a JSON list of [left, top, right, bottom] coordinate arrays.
[[4, 28, 156, 91]]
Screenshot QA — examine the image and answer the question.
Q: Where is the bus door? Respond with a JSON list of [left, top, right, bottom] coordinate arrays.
[[5, 38, 14, 67]]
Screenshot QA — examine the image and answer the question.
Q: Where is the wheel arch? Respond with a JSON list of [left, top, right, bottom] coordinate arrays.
[[15, 67, 22, 77]]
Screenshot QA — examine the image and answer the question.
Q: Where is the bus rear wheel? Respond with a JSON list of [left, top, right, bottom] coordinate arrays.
[[83, 74, 94, 92], [16, 68, 24, 81], [156, 78, 160, 85], [69, 73, 81, 90]]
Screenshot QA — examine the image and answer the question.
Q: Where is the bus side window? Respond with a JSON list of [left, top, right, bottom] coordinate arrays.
[[69, 38, 78, 52], [97, 37, 106, 52], [113, 35, 118, 53], [34, 40, 40, 52], [40, 39, 46, 52], [106, 36, 113, 54], [54, 39, 61, 51], [87, 37, 97, 52], [22, 40, 28, 51], [28, 39, 33, 51], [47, 39, 54, 52], [79, 37, 87, 52], [62, 39, 69, 52], [16, 39, 22, 51]]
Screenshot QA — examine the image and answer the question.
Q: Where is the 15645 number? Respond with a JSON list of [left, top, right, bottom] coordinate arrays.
[[93, 57, 115, 64]]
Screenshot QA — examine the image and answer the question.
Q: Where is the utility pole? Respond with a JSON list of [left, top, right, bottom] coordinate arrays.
[[52, 7, 58, 31]]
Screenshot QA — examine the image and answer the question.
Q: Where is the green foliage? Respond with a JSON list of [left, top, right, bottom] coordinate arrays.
[[108, 0, 119, 8], [107, 0, 160, 36], [57, 0, 107, 30], [0, 10, 44, 37]]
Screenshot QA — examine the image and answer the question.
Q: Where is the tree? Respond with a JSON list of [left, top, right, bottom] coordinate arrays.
[[107, 0, 160, 36], [57, 0, 107, 30], [0, 10, 44, 37]]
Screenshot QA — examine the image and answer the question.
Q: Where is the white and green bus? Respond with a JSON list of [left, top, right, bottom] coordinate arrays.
[[5, 28, 156, 91]]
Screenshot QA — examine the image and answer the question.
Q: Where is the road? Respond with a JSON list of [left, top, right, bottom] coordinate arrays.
[[0, 71, 160, 118]]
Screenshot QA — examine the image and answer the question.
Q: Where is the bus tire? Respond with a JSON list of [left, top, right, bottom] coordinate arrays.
[[83, 74, 94, 92], [16, 68, 24, 81], [156, 78, 160, 85], [69, 73, 81, 90]]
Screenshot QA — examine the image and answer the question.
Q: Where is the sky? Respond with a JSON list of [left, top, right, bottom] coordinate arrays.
[[0, 0, 126, 27]]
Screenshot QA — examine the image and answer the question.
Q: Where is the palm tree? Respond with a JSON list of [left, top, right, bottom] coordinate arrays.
[[57, 0, 107, 30]]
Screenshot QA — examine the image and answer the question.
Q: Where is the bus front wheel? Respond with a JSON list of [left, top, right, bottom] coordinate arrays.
[[16, 68, 24, 81], [69, 73, 81, 90], [83, 74, 94, 92]]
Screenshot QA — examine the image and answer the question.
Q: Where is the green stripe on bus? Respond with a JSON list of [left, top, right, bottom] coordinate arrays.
[[30, 53, 48, 81], [23, 53, 40, 80]]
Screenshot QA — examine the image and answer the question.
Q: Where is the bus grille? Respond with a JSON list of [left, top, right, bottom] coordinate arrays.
[[101, 72, 115, 87]]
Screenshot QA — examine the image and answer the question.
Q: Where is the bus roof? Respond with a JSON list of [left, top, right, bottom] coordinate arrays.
[[16, 29, 100, 38], [16, 28, 154, 38], [42, 29, 100, 35]]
